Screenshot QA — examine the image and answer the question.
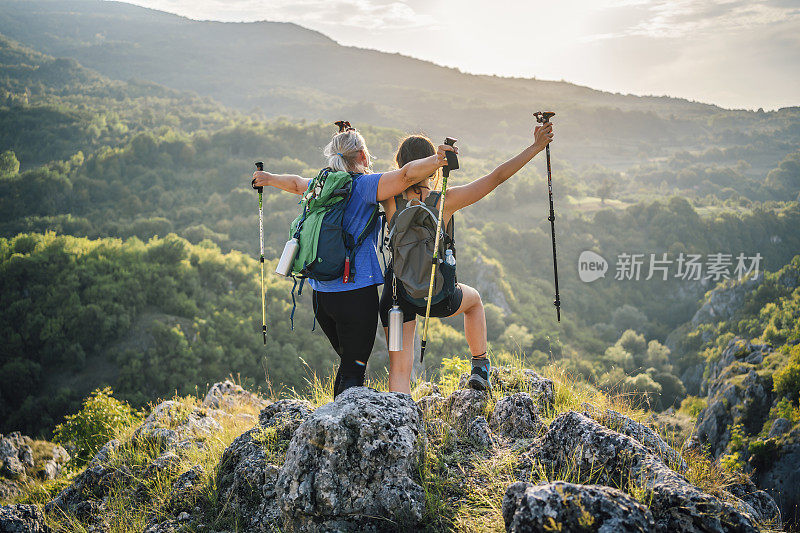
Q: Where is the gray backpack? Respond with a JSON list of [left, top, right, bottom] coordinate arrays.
[[386, 192, 456, 307]]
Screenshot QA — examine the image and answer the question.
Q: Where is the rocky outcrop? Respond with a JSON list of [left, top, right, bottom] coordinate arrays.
[[753, 439, 800, 526], [203, 379, 268, 410], [524, 411, 763, 532], [695, 340, 773, 457], [0, 504, 51, 533], [277, 387, 424, 532], [503, 481, 654, 533], [690, 276, 761, 327], [0, 433, 69, 495], [490, 393, 544, 439], [581, 404, 686, 471]]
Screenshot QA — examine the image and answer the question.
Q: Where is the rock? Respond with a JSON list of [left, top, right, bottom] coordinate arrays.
[[203, 380, 268, 410], [412, 381, 440, 398], [416, 393, 445, 417], [459, 367, 555, 409], [215, 399, 314, 531], [444, 388, 488, 431], [143, 519, 181, 533], [166, 466, 205, 514], [0, 504, 51, 533], [754, 442, 800, 526], [276, 387, 424, 532], [490, 393, 544, 439], [691, 276, 761, 328], [51, 445, 70, 464], [134, 400, 223, 449], [695, 365, 771, 458], [524, 411, 761, 532], [37, 460, 59, 481], [0, 479, 22, 501], [582, 403, 687, 471], [467, 416, 495, 448], [177, 511, 190, 521], [18, 445, 34, 468], [727, 478, 782, 527], [503, 481, 654, 533], [768, 417, 791, 438], [144, 451, 181, 477], [1, 455, 26, 480], [46, 439, 123, 519]]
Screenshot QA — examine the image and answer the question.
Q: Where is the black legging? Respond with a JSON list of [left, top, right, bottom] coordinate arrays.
[[312, 285, 379, 397]]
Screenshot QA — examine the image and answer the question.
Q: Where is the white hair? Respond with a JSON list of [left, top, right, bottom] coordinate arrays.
[[323, 130, 371, 174]]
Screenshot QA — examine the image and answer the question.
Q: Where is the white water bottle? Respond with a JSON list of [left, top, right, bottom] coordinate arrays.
[[275, 237, 299, 277], [445, 249, 456, 266], [388, 305, 403, 351]]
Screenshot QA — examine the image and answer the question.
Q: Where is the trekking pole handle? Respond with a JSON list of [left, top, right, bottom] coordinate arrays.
[[253, 161, 264, 192], [443, 137, 458, 178]]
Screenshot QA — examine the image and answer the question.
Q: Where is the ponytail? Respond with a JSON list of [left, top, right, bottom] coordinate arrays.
[[323, 130, 372, 174]]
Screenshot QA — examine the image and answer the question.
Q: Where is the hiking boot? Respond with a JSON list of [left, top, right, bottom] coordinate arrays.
[[467, 358, 491, 391]]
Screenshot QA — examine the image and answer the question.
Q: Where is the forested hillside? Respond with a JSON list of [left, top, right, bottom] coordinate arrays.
[[2, 0, 799, 175]]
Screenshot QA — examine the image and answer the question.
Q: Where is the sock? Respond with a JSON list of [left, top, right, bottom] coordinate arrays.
[[471, 353, 489, 373]]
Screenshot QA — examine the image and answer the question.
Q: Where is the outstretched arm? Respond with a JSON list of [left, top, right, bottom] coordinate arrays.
[[445, 123, 553, 212], [376, 144, 456, 201], [251, 171, 311, 196]]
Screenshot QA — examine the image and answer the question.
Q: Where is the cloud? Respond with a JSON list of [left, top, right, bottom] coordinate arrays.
[[124, 0, 435, 31], [586, 0, 800, 40]]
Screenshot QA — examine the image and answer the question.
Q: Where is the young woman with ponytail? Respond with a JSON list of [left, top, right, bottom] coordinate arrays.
[[251, 127, 455, 397]]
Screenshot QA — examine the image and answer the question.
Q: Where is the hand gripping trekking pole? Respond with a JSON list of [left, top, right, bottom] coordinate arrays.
[[420, 137, 458, 362], [533, 111, 561, 322], [253, 161, 267, 344]]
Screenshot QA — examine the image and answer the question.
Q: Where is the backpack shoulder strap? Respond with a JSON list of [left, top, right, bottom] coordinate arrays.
[[425, 191, 441, 209], [394, 194, 405, 211]]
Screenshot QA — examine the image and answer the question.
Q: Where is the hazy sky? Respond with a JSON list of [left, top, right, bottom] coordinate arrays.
[[121, 0, 799, 110]]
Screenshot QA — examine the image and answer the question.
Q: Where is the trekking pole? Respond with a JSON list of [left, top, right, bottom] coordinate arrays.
[[253, 161, 267, 344], [533, 111, 561, 322], [420, 137, 458, 362]]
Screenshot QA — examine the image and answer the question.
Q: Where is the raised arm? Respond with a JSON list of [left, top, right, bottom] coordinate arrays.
[[445, 123, 553, 212], [376, 144, 455, 202], [251, 171, 311, 196]]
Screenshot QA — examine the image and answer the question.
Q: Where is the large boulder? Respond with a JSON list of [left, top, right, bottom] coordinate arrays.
[[503, 481, 654, 533], [276, 387, 424, 532], [0, 504, 51, 533], [524, 411, 764, 533], [490, 393, 544, 439]]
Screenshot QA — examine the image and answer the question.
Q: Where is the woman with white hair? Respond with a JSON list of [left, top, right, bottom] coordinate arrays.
[[252, 125, 455, 397]]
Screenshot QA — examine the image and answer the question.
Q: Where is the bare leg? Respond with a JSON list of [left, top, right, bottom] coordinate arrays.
[[382, 320, 417, 394], [448, 284, 487, 356]]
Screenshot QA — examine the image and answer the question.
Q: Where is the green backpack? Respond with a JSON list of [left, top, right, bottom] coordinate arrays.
[[386, 191, 456, 307], [287, 168, 379, 324]]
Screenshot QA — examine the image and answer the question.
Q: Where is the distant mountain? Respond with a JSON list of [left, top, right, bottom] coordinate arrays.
[[2, 0, 798, 170]]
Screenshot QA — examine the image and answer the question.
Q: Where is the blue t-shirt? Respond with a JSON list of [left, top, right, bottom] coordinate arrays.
[[309, 172, 385, 292]]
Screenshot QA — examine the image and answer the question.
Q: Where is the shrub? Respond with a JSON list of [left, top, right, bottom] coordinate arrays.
[[53, 387, 142, 467], [679, 395, 707, 418], [773, 345, 800, 402]]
